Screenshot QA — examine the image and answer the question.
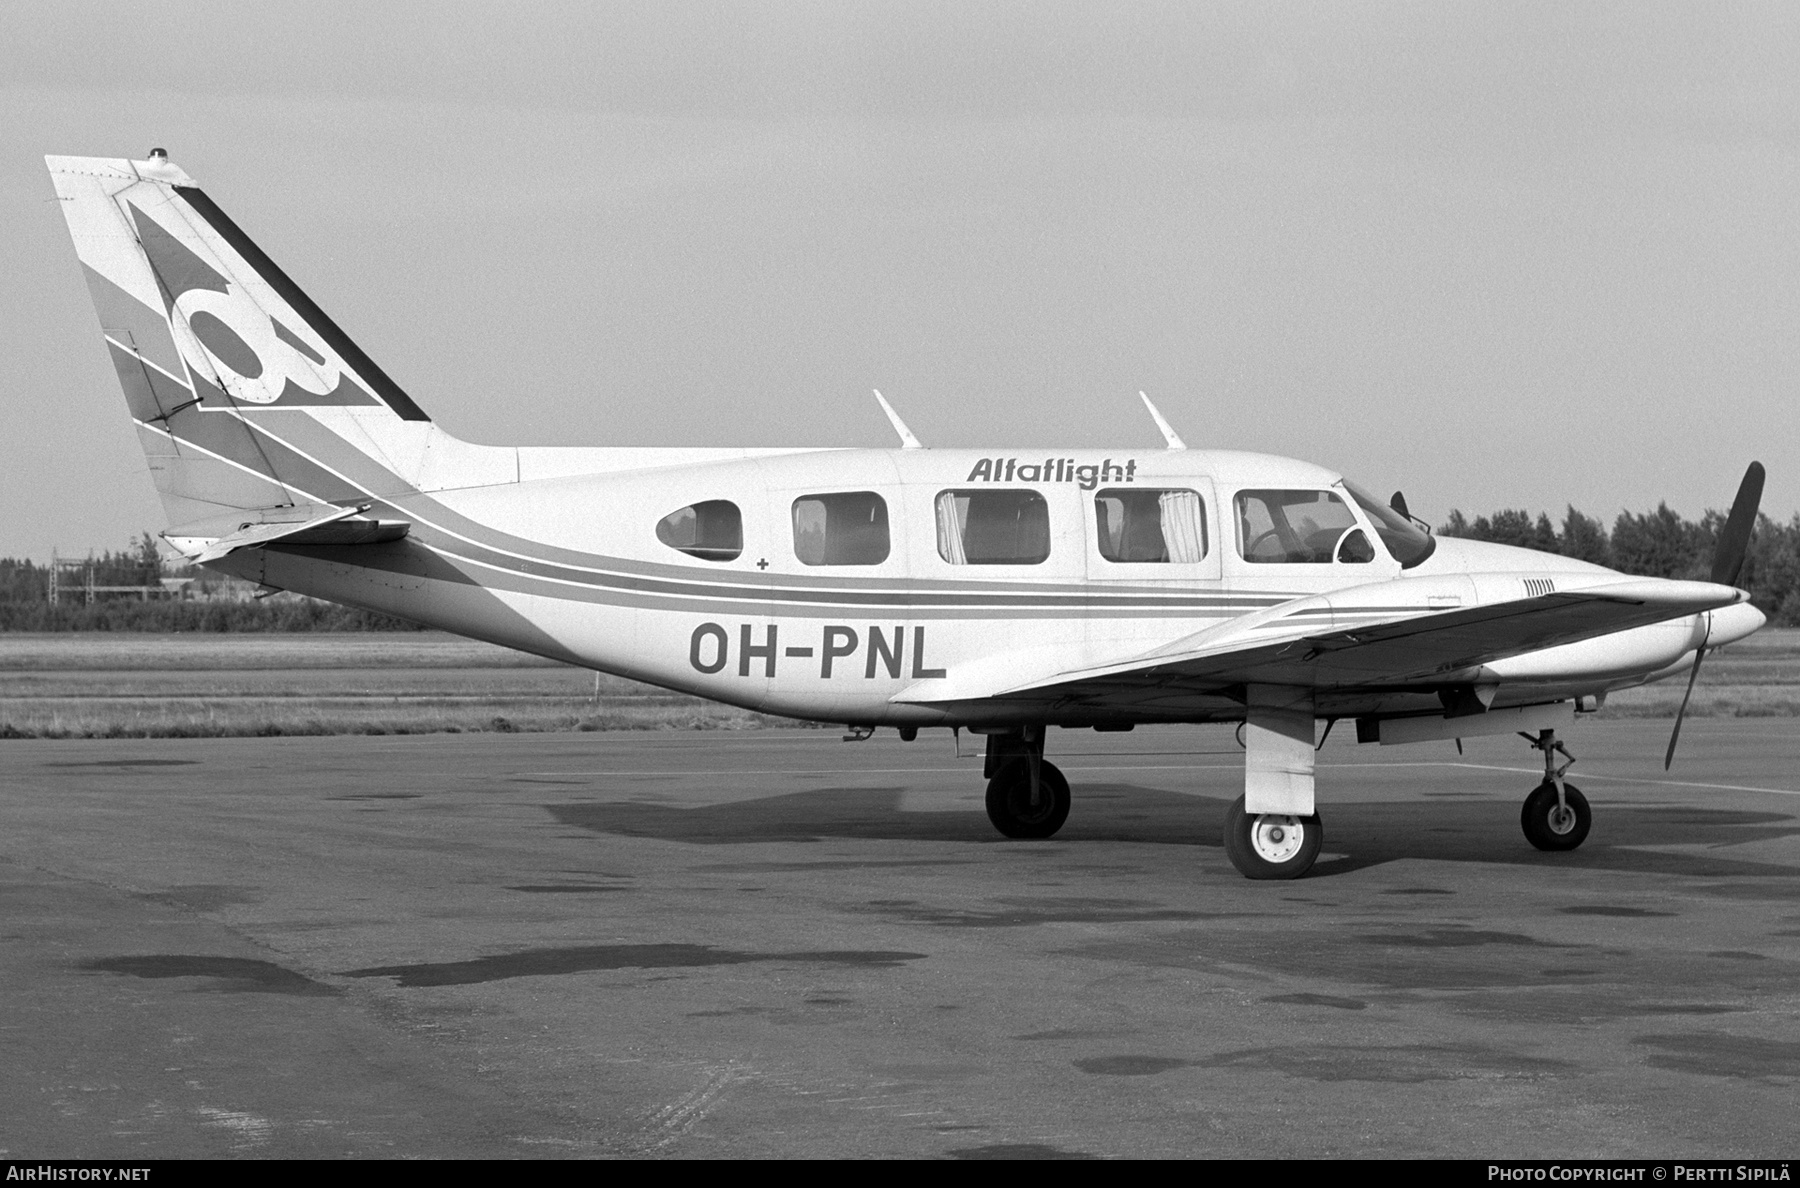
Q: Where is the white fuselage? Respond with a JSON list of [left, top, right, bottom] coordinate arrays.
[[223, 443, 1762, 728]]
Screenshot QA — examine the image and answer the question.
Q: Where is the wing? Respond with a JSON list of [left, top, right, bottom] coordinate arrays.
[[895, 574, 1747, 715]]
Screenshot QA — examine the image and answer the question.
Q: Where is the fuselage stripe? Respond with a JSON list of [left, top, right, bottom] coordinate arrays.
[[232, 417, 1319, 614]]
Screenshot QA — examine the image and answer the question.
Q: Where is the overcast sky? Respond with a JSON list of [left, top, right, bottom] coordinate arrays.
[[4, 1, 1796, 559]]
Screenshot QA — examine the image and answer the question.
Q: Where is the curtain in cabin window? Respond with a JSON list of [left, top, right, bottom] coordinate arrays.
[[935, 492, 968, 565], [1158, 490, 1206, 563]]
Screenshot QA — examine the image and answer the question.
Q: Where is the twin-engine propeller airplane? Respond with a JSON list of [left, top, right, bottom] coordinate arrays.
[[49, 151, 1768, 879]]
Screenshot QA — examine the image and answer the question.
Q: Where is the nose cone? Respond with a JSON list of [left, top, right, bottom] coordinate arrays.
[[1710, 600, 1767, 647]]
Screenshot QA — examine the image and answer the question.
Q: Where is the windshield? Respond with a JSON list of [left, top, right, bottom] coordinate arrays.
[[1341, 480, 1436, 568]]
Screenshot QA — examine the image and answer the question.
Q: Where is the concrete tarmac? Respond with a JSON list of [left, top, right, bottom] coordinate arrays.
[[0, 720, 1796, 1159]]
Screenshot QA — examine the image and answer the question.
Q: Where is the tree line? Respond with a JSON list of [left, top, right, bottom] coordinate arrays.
[[1441, 505, 1800, 625], [0, 534, 422, 632]]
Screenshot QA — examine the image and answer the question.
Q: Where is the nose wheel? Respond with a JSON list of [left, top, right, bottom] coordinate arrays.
[[1522, 781, 1591, 850], [1223, 794, 1323, 879], [1519, 728, 1591, 851]]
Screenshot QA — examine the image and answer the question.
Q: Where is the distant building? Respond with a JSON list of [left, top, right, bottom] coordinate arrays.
[[42, 553, 316, 605]]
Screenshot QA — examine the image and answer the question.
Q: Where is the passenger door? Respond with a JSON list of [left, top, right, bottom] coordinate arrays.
[[1082, 477, 1226, 654]]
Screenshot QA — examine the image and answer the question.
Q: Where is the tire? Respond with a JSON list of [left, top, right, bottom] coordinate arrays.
[[1521, 781, 1591, 851], [1223, 794, 1322, 880], [985, 758, 1071, 839]]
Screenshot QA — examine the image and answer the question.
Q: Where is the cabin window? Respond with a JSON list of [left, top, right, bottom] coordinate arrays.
[[936, 490, 1050, 565], [792, 491, 890, 565], [1235, 489, 1362, 564], [1095, 488, 1207, 563], [655, 500, 742, 562]]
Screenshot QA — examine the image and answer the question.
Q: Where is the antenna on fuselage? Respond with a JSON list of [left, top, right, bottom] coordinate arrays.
[[872, 390, 924, 449], [1138, 392, 1187, 450]]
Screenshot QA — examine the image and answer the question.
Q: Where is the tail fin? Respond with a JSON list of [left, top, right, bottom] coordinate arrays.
[[48, 153, 499, 546]]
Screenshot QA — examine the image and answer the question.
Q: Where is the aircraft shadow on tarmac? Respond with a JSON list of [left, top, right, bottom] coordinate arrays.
[[546, 784, 1800, 882]]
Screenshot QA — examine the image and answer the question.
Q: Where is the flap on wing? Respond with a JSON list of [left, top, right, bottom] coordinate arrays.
[[186, 505, 411, 564], [891, 639, 1136, 705]]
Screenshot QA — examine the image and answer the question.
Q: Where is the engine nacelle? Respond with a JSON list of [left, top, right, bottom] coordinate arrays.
[[1483, 614, 1708, 683]]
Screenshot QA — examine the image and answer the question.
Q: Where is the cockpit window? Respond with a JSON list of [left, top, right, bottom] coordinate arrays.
[[793, 491, 890, 565], [1235, 490, 1362, 564], [936, 490, 1050, 565], [1095, 489, 1208, 563], [1341, 480, 1437, 568], [655, 500, 742, 562], [1337, 528, 1376, 563]]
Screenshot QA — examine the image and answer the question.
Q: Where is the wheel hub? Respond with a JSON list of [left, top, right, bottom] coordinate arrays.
[[1250, 815, 1304, 863], [1547, 804, 1578, 834], [1010, 786, 1053, 823]]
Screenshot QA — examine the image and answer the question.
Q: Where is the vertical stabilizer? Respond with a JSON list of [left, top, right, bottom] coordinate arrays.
[[48, 153, 512, 543]]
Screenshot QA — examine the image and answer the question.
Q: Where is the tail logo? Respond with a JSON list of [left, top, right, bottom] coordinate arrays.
[[130, 201, 378, 409], [172, 285, 365, 406]]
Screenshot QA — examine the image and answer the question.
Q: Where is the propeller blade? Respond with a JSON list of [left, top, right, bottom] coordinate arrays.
[[1390, 491, 1411, 520], [1664, 645, 1705, 770], [1673, 462, 1764, 768], [1710, 461, 1765, 587]]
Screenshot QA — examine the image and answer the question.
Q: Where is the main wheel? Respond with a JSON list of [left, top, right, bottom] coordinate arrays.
[[1223, 794, 1322, 879], [985, 758, 1071, 839], [1521, 781, 1591, 851]]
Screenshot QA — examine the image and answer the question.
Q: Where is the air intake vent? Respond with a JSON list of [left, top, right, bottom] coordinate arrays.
[[1524, 578, 1556, 598]]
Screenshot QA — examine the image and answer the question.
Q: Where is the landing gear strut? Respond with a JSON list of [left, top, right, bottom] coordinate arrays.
[[983, 727, 1070, 839], [1520, 728, 1591, 851], [1224, 686, 1323, 878]]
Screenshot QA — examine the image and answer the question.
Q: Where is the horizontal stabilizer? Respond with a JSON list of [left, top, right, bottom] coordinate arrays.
[[184, 505, 410, 564]]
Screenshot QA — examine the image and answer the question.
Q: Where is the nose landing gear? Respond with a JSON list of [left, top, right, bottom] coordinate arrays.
[[1520, 728, 1591, 851]]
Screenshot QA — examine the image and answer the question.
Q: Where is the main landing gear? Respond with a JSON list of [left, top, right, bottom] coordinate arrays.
[[966, 720, 1592, 870], [982, 728, 1070, 839], [1520, 728, 1591, 852], [1223, 796, 1323, 880]]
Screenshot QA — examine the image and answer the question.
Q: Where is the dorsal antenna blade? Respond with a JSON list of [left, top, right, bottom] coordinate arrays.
[[1138, 392, 1186, 450], [872, 390, 923, 449]]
